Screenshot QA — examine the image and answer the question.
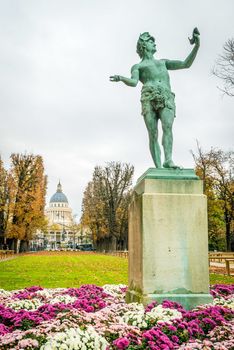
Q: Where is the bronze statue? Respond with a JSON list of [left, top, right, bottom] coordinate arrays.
[[110, 28, 200, 168]]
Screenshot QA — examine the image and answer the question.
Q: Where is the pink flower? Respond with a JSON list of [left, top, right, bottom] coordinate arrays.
[[171, 335, 179, 343], [113, 337, 130, 349], [18, 338, 39, 348]]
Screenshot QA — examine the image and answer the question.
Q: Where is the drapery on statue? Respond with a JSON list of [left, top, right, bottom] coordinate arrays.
[[110, 28, 200, 168]]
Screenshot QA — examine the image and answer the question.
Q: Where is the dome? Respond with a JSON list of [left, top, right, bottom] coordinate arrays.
[[50, 182, 68, 203]]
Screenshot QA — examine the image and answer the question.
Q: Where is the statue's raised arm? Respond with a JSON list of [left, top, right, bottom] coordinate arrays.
[[110, 29, 200, 169], [165, 28, 200, 70]]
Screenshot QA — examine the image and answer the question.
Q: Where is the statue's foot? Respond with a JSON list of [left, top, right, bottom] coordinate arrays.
[[163, 160, 180, 169]]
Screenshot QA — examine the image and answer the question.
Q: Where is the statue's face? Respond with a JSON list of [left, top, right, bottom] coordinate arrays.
[[145, 38, 156, 54]]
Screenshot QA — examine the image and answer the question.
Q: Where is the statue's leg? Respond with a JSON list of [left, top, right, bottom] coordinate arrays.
[[143, 107, 161, 168], [160, 107, 178, 168]]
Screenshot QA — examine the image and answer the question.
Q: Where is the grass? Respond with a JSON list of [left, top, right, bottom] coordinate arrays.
[[209, 273, 234, 285], [0, 252, 128, 290], [0, 252, 233, 290]]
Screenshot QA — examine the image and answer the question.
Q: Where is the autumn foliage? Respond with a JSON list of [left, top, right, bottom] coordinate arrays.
[[0, 154, 47, 252], [192, 144, 234, 251], [81, 162, 134, 251]]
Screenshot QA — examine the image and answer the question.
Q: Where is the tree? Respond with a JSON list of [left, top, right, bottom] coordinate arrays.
[[0, 158, 9, 246], [213, 38, 234, 96], [0, 158, 16, 248], [6, 153, 47, 252], [67, 220, 81, 248], [192, 143, 234, 251], [81, 162, 134, 251]]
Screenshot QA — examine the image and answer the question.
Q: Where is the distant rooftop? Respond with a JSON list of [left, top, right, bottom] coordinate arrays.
[[49, 181, 68, 203]]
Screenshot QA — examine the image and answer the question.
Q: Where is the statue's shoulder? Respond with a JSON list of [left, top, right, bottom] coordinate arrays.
[[155, 58, 169, 68], [131, 63, 140, 72], [157, 58, 167, 64]]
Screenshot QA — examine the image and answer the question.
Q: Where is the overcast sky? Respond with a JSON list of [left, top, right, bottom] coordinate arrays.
[[0, 0, 233, 219]]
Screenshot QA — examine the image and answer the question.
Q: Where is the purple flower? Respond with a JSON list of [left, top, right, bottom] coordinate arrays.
[[162, 300, 186, 314], [0, 283, 234, 349], [113, 337, 130, 349], [145, 301, 157, 312], [171, 335, 179, 343], [0, 323, 9, 335], [210, 284, 234, 298], [25, 286, 43, 293]]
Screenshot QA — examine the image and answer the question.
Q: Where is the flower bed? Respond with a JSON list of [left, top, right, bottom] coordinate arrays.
[[0, 284, 233, 349]]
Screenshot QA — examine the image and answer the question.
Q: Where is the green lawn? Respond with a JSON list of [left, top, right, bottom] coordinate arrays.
[[0, 252, 233, 290], [0, 253, 128, 290], [209, 273, 234, 285]]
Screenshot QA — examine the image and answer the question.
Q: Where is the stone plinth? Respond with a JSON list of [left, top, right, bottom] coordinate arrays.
[[126, 168, 213, 309]]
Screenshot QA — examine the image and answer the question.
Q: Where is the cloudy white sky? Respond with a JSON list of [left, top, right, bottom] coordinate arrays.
[[0, 0, 233, 219]]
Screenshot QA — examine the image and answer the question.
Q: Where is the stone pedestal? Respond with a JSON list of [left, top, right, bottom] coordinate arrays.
[[126, 168, 213, 309]]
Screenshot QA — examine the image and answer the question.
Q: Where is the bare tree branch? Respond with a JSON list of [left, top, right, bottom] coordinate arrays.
[[213, 38, 234, 96]]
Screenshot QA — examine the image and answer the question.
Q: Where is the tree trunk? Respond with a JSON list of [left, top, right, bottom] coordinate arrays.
[[224, 207, 231, 251], [226, 220, 231, 251], [109, 235, 117, 251], [104, 238, 109, 252], [96, 238, 105, 252], [122, 237, 128, 251], [6, 238, 18, 252], [19, 240, 29, 253], [16, 239, 21, 253]]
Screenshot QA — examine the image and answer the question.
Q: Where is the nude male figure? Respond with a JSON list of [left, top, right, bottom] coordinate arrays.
[[110, 29, 200, 168]]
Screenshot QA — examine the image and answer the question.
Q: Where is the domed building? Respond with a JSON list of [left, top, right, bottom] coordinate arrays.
[[31, 181, 92, 251], [45, 182, 76, 249]]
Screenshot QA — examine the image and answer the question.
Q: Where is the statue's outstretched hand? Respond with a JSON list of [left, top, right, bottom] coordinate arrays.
[[193, 32, 200, 45], [188, 27, 200, 45], [110, 75, 121, 82]]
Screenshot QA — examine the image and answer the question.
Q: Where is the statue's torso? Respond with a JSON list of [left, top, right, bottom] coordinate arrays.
[[138, 59, 171, 91]]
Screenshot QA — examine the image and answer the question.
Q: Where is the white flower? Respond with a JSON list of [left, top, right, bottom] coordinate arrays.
[[121, 303, 182, 329], [41, 344, 53, 350], [40, 327, 108, 350], [102, 284, 127, 298], [36, 290, 54, 298], [0, 289, 11, 297], [145, 305, 182, 324], [122, 305, 146, 328], [213, 296, 234, 309], [50, 295, 77, 305], [7, 298, 42, 310]]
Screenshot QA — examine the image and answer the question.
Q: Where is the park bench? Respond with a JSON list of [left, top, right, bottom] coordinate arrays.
[[208, 252, 234, 275], [117, 251, 128, 258], [0, 250, 7, 259], [0, 250, 15, 260], [209, 252, 234, 263], [107, 250, 128, 258], [225, 259, 234, 276]]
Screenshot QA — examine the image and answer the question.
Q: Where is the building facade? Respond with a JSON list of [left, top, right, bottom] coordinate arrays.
[[45, 181, 75, 249], [30, 181, 92, 250]]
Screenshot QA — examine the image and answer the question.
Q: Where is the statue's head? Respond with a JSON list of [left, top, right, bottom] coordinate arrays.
[[136, 32, 156, 58]]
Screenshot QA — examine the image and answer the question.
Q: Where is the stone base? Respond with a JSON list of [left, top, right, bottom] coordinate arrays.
[[126, 290, 213, 310], [137, 167, 199, 182], [127, 168, 212, 310]]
